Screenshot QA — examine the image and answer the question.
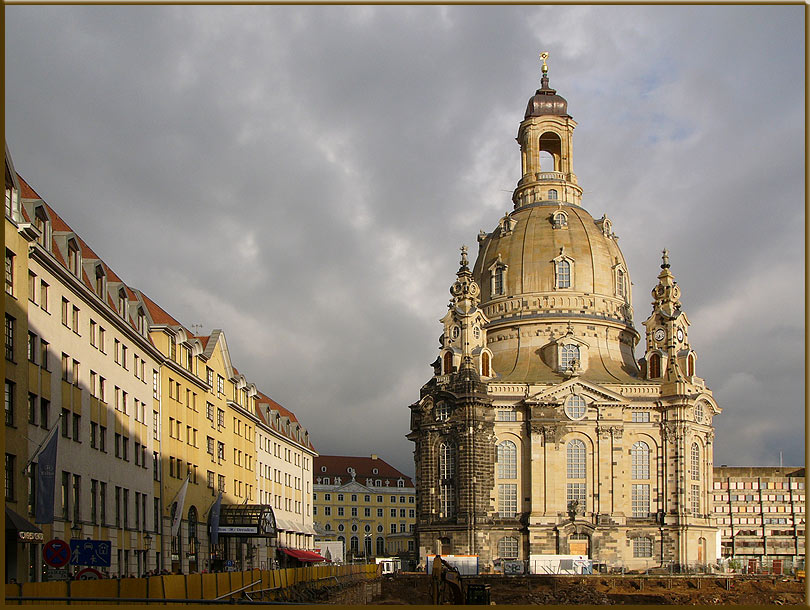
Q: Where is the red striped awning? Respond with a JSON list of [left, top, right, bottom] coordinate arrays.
[[281, 548, 329, 563]]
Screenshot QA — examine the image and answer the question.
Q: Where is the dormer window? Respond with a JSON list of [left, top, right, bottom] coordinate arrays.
[[34, 207, 50, 250], [556, 260, 571, 288], [616, 268, 626, 299], [95, 265, 105, 298], [67, 240, 80, 276], [321, 466, 327, 472], [397, 479, 404, 488], [494, 267, 504, 295], [117, 288, 127, 318], [552, 211, 567, 228], [137, 308, 146, 335], [560, 344, 580, 370]]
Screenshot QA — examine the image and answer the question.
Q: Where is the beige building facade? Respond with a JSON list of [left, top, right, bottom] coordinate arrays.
[[712, 466, 805, 573], [408, 63, 721, 571]]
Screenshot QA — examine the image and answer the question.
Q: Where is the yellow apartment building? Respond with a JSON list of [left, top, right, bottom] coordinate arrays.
[[313, 455, 416, 564]]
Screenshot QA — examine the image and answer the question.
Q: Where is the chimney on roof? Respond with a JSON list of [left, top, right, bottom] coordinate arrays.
[[371, 454, 378, 460]]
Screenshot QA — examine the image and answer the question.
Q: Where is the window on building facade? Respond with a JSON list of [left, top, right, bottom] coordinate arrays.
[[498, 536, 519, 559], [556, 260, 571, 288], [566, 439, 586, 512], [5, 315, 15, 361], [649, 353, 661, 378], [632, 484, 650, 518], [552, 210, 566, 227], [633, 536, 652, 558], [632, 411, 650, 423], [67, 241, 80, 275], [564, 394, 586, 419], [4, 250, 13, 296], [631, 441, 650, 480], [616, 268, 626, 299], [481, 351, 490, 376], [494, 266, 505, 295], [691, 484, 700, 514], [498, 483, 517, 518], [560, 345, 580, 372], [435, 401, 450, 421], [691, 443, 700, 480], [496, 440, 517, 479]]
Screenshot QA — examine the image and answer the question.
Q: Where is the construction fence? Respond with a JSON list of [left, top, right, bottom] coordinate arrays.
[[5, 563, 379, 604]]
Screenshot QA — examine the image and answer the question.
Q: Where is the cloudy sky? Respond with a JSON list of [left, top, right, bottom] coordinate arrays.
[[5, 5, 804, 476]]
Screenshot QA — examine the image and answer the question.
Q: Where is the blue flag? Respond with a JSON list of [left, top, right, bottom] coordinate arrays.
[[35, 425, 59, 524], [210, 492, 223, 546]]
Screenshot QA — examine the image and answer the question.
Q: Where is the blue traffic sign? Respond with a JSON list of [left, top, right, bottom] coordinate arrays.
[[69, 539, 111, 567]]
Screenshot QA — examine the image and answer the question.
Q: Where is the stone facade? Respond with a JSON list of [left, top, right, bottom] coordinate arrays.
[[408, 62, 721, 571]]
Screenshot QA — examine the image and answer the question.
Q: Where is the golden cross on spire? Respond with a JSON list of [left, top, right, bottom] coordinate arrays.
[[540, 51, 549, 74]]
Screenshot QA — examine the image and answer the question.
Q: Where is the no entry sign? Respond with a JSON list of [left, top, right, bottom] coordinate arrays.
[[76, 567, 102, 580], [43, 538, 71, 568]]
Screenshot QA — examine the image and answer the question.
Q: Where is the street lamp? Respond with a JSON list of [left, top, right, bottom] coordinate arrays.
[[70, 523, 82, 540], [144, 532, 153, 551]]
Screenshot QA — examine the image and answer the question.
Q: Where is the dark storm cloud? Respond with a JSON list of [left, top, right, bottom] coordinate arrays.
[[5, 5, 804, 475]]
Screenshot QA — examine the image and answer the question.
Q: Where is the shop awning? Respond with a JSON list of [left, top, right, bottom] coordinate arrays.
[[281, 548, 329, 563], [5, 506, 44, 542]]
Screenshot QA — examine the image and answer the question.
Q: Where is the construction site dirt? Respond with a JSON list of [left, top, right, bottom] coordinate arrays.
[[371, 573, 807, 605]]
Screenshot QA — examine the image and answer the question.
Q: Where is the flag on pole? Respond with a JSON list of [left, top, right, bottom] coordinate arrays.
[[170, 475, 190, 538], [209, 492, 223, 546], [34, 423, 59, 524]]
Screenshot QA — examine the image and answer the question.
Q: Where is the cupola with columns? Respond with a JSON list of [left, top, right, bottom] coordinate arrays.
[[514, 52, 583, 210]]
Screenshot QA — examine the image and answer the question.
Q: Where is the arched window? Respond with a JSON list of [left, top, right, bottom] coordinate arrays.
[[443, 352, 453, 374], [631, 441, 650, 480], [691, 443, 700, 480], [435, 401, 450, 421], [567, 439, 586, 479], [376, 537, 385, 556], [337, 535, 345, 544], [694, 402, 704, 423], [498, 536, 519, 559], [556, 260, 571, 288], [552, 210, 567, 228], [548, 189, 558, 200], [564, 395, 586, 420], [496, 440, 517, 479], [494, 266, 505, 295], [439, 442, 455, 479], [188, 505, 198, 553], [687, 353, 695, 377], [561, 345, 580, 370], [649, 353, 661, 378], [481, 352, 490, 377], [350, 536, 359, 554], [616, 269, 625, 299]]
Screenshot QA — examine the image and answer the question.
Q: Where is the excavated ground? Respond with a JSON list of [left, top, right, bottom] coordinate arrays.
[[372, 573, 807, 605]]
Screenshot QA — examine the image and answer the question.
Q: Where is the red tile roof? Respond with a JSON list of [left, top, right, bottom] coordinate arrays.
[[138, 290, 183, 327], [314, 455, 414, 487]]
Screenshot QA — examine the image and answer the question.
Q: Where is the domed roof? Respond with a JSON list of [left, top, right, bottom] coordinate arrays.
[[471, 202, 640, 384], [525, 74, 568, 118]]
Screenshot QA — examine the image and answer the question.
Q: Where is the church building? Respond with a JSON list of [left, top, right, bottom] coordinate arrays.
[[407, 57, 721, 571]]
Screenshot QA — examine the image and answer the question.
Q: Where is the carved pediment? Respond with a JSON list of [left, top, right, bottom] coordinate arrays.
[[336, 481, 370, 493], [525, 379, 625, 405]]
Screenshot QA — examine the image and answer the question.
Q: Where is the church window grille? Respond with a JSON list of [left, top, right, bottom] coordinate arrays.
[[498, 483, 517, 518], [649, 353, 661, 378], [481, 352, 490, 377], [632, 537, 652, 558], [443, 352, 453, 374], [435, 402, 450, 421], [564, 395, 586, 420], [691, 484, 700, 514], [498, 536, 519, 559], [496, 408, 516, 421], [556, 260, 571, 288], [566, 439, 586, 479], [631, 484, 650, 517], [632, 411, 650, 423], [631, 442, 650, 480], [691, 443, 700, 480], [497, 441, 517, 479], [561, 345, 580, 371]]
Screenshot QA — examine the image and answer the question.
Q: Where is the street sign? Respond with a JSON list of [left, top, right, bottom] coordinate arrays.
[[43, 539, 71, 568], [45, 568, 69, 581], [76, 567, 102, 580], [69, 539, 112, 567]]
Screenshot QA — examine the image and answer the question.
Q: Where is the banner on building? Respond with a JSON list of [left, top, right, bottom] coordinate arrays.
[[210, 492, 223, 546], [34, 425, 59, 524], [170, 476, 190, 538]]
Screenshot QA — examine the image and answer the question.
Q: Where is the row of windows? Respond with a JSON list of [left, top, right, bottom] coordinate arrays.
[[324, 522, 414, 534], [314, 492, 413, 504], [489, 258, 626, 296], [315, 505, 416, 519], [713, 480, 804, 490]]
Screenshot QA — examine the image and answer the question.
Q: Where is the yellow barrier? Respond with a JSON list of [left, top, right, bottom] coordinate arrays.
[[5, 561, 378, 603], [201, 572, 218, 599]]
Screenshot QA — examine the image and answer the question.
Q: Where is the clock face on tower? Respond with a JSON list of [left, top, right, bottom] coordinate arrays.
[[677, 327, 684, 342], [654, 328, 665, 342]]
